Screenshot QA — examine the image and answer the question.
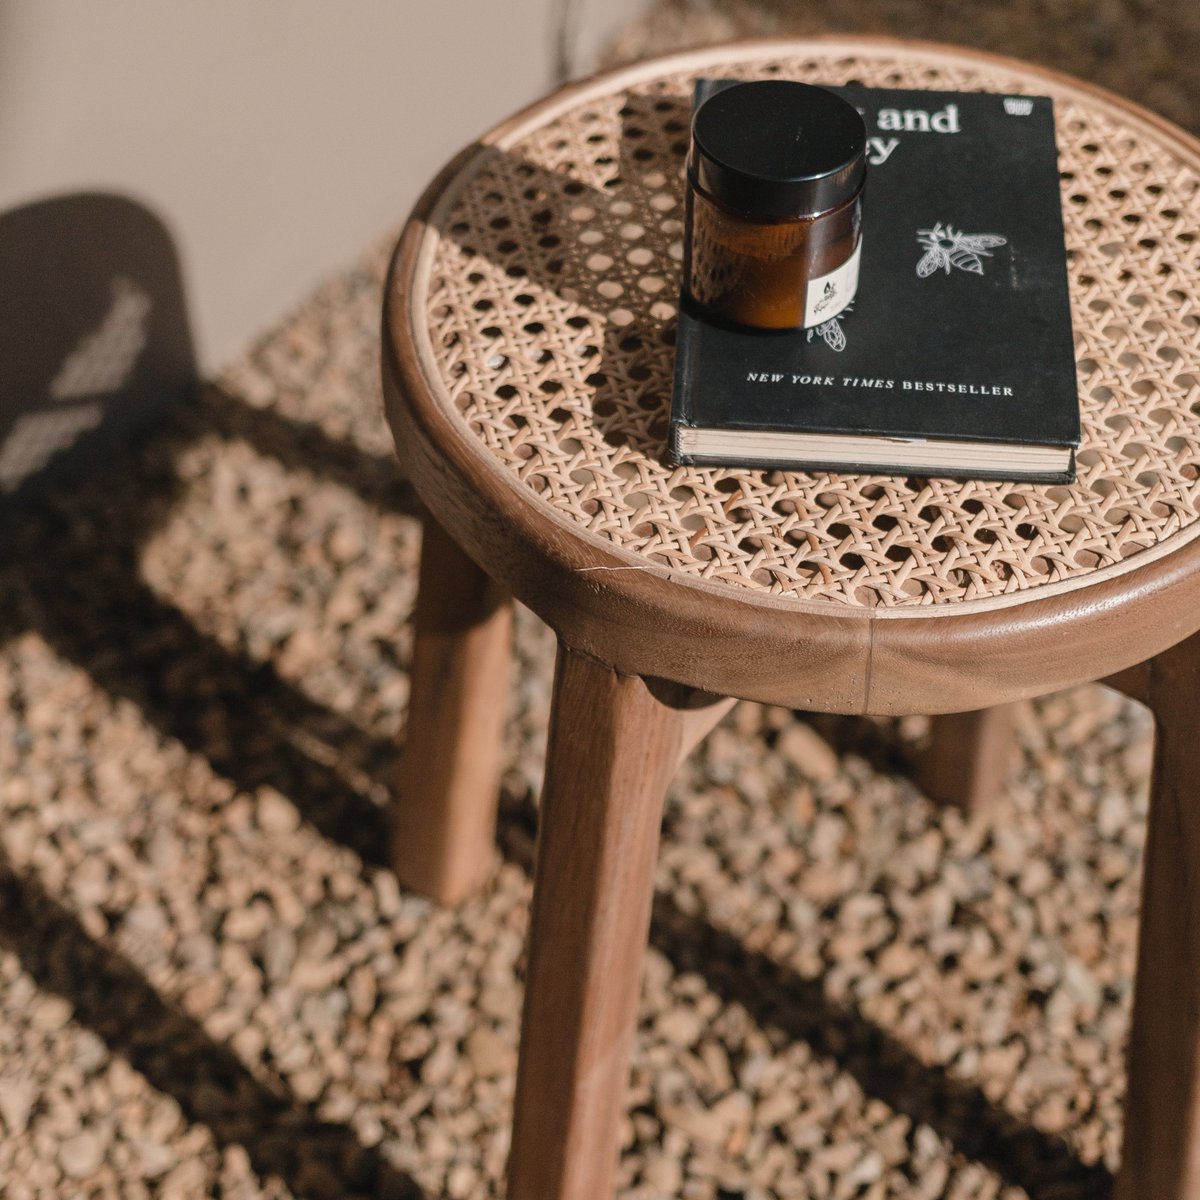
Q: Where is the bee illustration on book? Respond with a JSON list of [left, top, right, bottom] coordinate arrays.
[[806, 302, 853, 352], [916, 223, 1007, 277]]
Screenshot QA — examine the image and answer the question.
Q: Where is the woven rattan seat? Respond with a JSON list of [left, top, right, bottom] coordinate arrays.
[[383, 38, 1200, 1200]]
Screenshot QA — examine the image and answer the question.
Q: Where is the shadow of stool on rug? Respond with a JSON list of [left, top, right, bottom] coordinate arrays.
[[0, 192, 429, 1199]]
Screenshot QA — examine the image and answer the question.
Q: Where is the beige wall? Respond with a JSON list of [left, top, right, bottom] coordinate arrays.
[[0, 0, 645, 371]]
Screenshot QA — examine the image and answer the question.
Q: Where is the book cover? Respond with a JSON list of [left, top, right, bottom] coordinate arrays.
[[670, 82, 1080, 483]]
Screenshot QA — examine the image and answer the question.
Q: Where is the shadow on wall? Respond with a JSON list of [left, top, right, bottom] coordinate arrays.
[[0, 193, 197, 497]]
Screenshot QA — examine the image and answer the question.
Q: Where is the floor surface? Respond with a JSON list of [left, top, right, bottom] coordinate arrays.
[[0, 234, 1152, 1198]]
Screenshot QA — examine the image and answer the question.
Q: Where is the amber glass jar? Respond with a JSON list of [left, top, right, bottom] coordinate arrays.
[[684, 80, 867, 330]]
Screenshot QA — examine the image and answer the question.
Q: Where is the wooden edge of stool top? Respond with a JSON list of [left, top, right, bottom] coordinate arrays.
[[382, 35, 1200, 715]]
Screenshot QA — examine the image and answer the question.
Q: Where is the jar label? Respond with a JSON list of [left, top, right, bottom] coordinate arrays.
[[804, 241, 862, 328]]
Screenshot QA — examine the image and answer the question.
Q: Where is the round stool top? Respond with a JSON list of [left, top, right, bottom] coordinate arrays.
[[384, 38, 1200, 712]]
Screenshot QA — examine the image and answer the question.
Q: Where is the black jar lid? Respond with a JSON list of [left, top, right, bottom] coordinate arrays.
[[689, 80, 867, 221]]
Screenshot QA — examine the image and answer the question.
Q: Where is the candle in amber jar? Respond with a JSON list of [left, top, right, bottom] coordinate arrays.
[[684, 80, 867, 331]]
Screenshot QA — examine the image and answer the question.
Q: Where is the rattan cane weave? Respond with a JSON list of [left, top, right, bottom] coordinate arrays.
[[409, 40, 1200, 611]]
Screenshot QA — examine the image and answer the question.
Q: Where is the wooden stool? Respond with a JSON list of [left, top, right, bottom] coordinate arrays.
[[382, 38, 1200, 1200]]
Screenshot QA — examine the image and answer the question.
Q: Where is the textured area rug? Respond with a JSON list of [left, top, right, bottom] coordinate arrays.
[[604, 0, 1200, 137], [0, 233, 1154, 1198]]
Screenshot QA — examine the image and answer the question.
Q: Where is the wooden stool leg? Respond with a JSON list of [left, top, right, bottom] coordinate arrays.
[[392, 517, 511, 904], [919, 703, 1018, 813], [507, 646, 707, 1200], [1117, 634, 1200, 1200]]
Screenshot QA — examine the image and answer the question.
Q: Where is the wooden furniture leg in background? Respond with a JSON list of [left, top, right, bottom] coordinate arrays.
[[1117, 633, 1200, 1200], [507, 645, 728, 1200], [919, 704, 1019, 814], [392, 517, 512, 904]]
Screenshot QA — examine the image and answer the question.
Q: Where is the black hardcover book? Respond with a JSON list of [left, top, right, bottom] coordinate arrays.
[[670, 82, 1080, 482]]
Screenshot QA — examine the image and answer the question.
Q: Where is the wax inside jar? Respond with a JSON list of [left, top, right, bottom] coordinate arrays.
[[684, 186, 862, 330]]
